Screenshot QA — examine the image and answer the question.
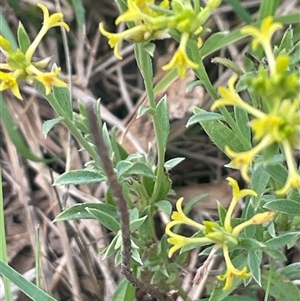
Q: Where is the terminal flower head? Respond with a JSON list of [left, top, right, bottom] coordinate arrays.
[[162, 32, 199, 79], [241, 16, 282, 74], [0, 3, 69, 100], [99, 0, 221, 78], [165, 177, 274, 290], [35, 67, 67, 95], [0, 71, 23, 100]]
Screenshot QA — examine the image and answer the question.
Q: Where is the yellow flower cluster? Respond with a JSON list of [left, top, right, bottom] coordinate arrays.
[[211, 17, 300, 195], [99, 0, 221, 78], [0, 3, 69, 100], [166, 177, 275, 290]]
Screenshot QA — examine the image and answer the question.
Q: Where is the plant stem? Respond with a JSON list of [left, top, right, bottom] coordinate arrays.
[[134, 44, 167, 204], [190, 43, 252, 150]]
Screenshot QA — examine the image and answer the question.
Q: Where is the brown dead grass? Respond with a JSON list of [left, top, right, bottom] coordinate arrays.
[[1, 1, 299, 301]]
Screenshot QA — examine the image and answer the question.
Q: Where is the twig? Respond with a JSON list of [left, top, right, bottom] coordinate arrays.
[[84, 98, 173, 301]]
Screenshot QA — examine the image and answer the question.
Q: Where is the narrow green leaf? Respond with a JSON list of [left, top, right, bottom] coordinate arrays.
[[156, 200, 172, 216], [71, 0, 85, 30], [258, 0, 280, 20], [278, 25, 294, 53], [280, 263, 300, 281], [251, 166, 270, 209], [192, 107, 245, 153], [42, 117, 63, 138], [126, 162, 155, 178], [266, 232, 300, 249], [187, 111, 224, 127], [234, 107, 250, 142], [261, 270, 300, 301], [0, 12, 18, 50], [112, 278, 135, 301], [0, 259, 57, 301], [17, 21, 30, 52], [52, 85, 73, 121], [263, 164, 287, 185], [54, 170, 107, 185], [156, 95, 170, 149], [53, 203, 119, 222], [263, 199, 300, 215], [85, 208, 120, 232], [130, 216, 147, 232], [0, 94, 50, 162], [0, 169, 13, 300], [248, 250, 262, 286], [164, 157, 185, 171]]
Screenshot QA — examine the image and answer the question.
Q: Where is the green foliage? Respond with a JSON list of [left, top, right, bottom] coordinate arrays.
[[1, 1, 299, 301]]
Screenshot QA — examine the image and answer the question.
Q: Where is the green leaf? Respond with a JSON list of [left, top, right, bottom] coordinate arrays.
[[153, 170, 172, 202], [156, 200, 172, 216], [126, 162, 155, 178], [42, 117, 63, 138], [130, 215, 147, 232], [17, 22, 31, 52], [71, 0, 85, 30], [192, 107, 245, 153], [131, 248, 143, 265], [0, 94, 50, 162], [0, 259, 57, 301], [278, 25, 294, 53], [187, 111, 224, 127], [52, 85, 73, 120], [263, 199, 300, 215], [234, 106, 250, 142], [263, 164, 288, 185], [164, 157, 185, 171], [266, 232, 300, 249], [112, 278, 135, 301], [85, 207, 120, 232], [156, 95, 170, 149], [280, 263, 300, 281], [258, 0, 280, 20], [53, 203, 118, 222], [248, 250, 262, 286], [261, 270, 300, 301], [250, 166, 270, 209], [102, 122, 113, 158], [0, 12, 18, 50], [54, 170, 107, 185]]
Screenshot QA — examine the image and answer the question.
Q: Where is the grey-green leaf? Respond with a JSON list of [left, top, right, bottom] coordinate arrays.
[[263, 199, 300, 215], [53, 203, 119, 222], [54, 170, 107, 185], [42, 117, 63, 138]]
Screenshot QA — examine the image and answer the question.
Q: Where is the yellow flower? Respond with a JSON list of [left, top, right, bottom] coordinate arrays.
[[99, 22, 148, 59], [26, 3, 69, 62], [166, 224, 213, 258], [225, 177, 257, 231], [241, 17, 282, 74], [38, 3, 70, 31], [166, 177, 275, 290], [35, 67, 67, 95], [170, 197, 205, 230], [225, 136, 273, 182], [162, 32, 199, 79], [241, 16, 282, 51], [0, 71, 23, 100], [211, 75, 264, 118], [276, 141, 300, 195], [217, 245, 252, 291]]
